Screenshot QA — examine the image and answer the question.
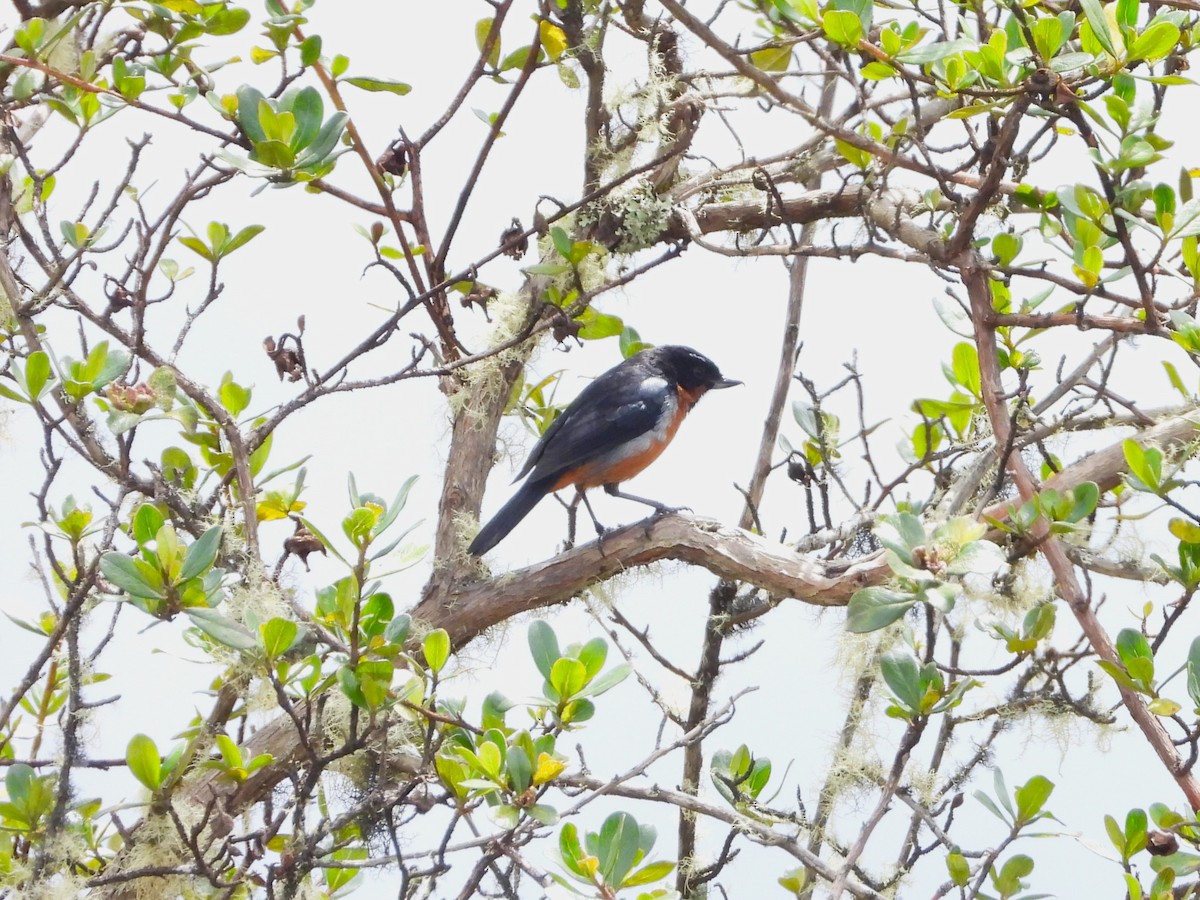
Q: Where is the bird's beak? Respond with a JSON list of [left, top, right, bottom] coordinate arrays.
[[712, 376, 742, 390]]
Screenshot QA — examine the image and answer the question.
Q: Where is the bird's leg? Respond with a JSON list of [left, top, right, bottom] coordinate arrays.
[[579, 490, 608, 540], [603, 483, 689, 517], [565, 491, 582, 549]]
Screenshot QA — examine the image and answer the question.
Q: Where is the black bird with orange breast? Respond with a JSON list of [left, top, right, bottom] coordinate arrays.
[[468, 345, 741, 556]]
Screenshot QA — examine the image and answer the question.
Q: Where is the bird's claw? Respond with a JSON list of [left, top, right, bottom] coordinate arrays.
[[652, 503, 688, 518]]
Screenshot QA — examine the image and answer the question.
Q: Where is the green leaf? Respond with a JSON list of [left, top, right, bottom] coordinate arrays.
[[528, 803, 559, 825], [822, 9, 862, 48], [598, 812, 643, 887], [577, 638, 607, 679], [475, 18, 502, 67], [1124, 808, 1149, 859], [385, 613, 411, 645], [751, 45, 792, 72], [1098, 659, 1142, 693], [0, 381, 28, 404], [1168, 517, 1200, 544], [1123, 439, 1162, 491], [1186, 636, 1200, 711], [424, 628, 451, 673], [235, 85, 267, 143], [1105, 813, 1126, 856], [779, 866, 809, 895], [1129, 22, 1181, 61], [299, 34, 321, 67], [846, 586, 915, 632], [833, 136, 872, 169], [885, 512, 927, 558], [619, 327, 652, 359], [579, 662, 630, 697], [260, 618, 299, 659], [178, 235, 213, 261], [1032, 15, 1064, 60], [255, 101, 287, 144], [1065, 481, 1099, 522], [25, 351, 51, 400], [187, 608, 257, 650], [359, 593, 394, 637], [500, 45, 537, 71], [951, 342, 982, 397], [1149, 697, 1181, 716], [861, 60, 896, 80], [621, 859, 675, 888], [559, 822, 588, 876], [132, 504, 166, 545], [126, 734, 163, 791], [5, 763, 34, 805], [547, 226, 572, 258], [1116, 627, 1155, 687], [343, 76, 412, 95], [218, 373, 251, 417], [993, 854, 1034, 894], [372, 474, 419, 537], [1079, 0, 1118, 57], [287, 88, 323, 151], [215, 733, 243, 770], [295, 111, 348, 167], [251, 140, 296, 169], [100, 552, 165, 600], [992, 232, 1022, 266], [576, 307, 624, 341], [550, 657, 587, 699], [524, 263, 572, 276], [528, 620, 560, 681], [224, 225, 264, 255], [506, 744, 532, 793], [894, 37, 976, 64], [180, 525, 222, 581], [947, 851, 970, 886], [1014, 775, 1054, 823], [881, 650, 923, 712]]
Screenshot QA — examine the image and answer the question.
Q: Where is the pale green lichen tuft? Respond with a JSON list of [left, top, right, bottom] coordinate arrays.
[[821, 741, 886, 809], [103, 806, 191, 900], [615, 186, 674, 252], [578, 180, 675, 255], [321, 690, 355, 748], [0, 284, 12, 329], [450, 290, 539, 417], [906, 767, 943, 809], [23, 872, 89, 900], [595, 49, 682, 184], [572, 243, 612, 294], [223, 572, 290, 628], [996, 557, 1055, 615]]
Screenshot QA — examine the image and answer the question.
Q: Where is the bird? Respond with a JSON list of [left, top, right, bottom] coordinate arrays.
[[468, 345, 741, 556]]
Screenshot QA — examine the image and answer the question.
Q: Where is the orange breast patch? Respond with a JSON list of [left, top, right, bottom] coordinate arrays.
[[554, 394, 691, 491]]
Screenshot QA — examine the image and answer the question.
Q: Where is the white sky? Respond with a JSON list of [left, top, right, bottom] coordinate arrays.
[[1, 1, 1198, 897]]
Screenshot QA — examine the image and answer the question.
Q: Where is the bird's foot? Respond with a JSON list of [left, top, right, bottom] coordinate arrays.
[[588, 528, 609, 556], [650, 503, 689, 518]]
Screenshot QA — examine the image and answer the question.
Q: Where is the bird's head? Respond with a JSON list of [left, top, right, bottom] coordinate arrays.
[[655, 345, 742, 397]]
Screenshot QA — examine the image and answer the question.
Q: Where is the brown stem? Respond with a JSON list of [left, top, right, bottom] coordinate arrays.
[[963, 264, 1200, 811], [675, 583, 731, 896]]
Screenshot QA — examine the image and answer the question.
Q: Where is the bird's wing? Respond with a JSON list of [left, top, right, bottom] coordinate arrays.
[[516, 365, 672, 484]]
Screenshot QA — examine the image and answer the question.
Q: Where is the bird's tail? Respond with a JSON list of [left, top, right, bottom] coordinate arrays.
[[468, 478, 550, 556]]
